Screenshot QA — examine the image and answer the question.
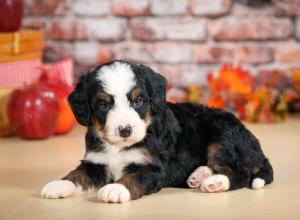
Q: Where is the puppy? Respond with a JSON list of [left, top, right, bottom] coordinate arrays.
[[41, 60, 273, 202]]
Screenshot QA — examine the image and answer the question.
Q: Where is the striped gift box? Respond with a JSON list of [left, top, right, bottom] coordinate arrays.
[[0, 59, 42, 88], [0, 58, 74, 89]]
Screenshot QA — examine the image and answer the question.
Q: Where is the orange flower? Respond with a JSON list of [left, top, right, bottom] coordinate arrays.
[[208, 95, 226, 109], [208, 64, 254, 96]]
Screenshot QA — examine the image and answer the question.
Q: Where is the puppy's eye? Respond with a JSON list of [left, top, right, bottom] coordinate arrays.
[[133, 97, 144, 108], [98, 101, 110, 111]]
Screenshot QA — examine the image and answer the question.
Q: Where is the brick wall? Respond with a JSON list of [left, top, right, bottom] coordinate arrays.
[[23, 0, 300, 87]]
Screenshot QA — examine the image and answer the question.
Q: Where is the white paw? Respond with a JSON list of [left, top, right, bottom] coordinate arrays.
[[98, 183, 130, 203], [252, 178, 265, 189], [187, 166, 213, 188], [41, 180, 76, 199], [201, 174, 230, 193]]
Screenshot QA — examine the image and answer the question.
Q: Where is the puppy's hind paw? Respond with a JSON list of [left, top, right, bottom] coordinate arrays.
[[200, 175, 230, 193], [252, 178, 265, 190], [41, 180, 76, 199], [187, 166, 213, 188]]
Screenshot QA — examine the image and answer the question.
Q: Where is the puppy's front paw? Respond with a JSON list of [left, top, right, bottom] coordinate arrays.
[[98, 183, 130, 203], [41, 180, 76, 199]]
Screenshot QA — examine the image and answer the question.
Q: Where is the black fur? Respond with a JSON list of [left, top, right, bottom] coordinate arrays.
[[68, 75, 91, 126], [127, 87, 150, 119], [64, 60, 273, 199], [132, 64, 167, 114]]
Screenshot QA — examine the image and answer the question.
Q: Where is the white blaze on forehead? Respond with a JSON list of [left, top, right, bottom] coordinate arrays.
[[97, 62, 136, 97], [96, 62, 147, 146]]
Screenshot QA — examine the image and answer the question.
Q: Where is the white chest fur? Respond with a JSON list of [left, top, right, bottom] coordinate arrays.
[[84, 145, 149, 181]]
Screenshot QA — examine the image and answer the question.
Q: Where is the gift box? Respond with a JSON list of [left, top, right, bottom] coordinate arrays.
[[0, 59, 41, 88], [0, 58, 74, 89], [41, 58, 74, 87], [0, 28, 44, 63]]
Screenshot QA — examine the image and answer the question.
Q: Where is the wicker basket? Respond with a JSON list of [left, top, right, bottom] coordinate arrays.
[[0, 28, 44, 63]]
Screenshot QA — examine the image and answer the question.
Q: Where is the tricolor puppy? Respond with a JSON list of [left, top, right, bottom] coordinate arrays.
[[41, 60, 273, 202]]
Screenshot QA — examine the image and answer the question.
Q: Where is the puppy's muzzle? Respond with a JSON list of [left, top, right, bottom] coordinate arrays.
[[118, 125, 132, 138]]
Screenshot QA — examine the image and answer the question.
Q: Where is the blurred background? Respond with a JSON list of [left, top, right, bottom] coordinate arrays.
[[0, 0, 300, 139], [21, 0, 300, 85], [1, 3, 300, 219]]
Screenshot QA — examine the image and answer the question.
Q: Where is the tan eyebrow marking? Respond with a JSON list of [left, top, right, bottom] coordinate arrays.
[[97, 91, 111, 102], [131, 88, 142, 101]]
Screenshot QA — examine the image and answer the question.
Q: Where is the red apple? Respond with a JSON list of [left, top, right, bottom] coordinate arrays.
[[0, 0, 24, 32], [7, 84, 59, 139]]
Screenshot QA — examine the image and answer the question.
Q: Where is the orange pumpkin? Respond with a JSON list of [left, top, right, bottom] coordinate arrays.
[[54, 98, 76, 135], [0, 88, 13, 137]]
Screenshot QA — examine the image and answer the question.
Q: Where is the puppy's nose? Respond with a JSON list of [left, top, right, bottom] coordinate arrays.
[[118, 125, 132, 138]]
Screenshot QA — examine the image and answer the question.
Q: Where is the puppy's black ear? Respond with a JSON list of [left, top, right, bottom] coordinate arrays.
[[68, 75, 91, 126], [137, 64, 167, 114]]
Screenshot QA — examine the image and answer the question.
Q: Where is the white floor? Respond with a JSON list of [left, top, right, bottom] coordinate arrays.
[[0, 119, 300, 220]]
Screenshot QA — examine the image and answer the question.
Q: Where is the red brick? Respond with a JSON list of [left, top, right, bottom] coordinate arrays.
[[151, 0, 188, 16], [83, 18, 127, 42], [25, 0, 69, 16], [276, 43, 300, 63], [296, 18, 300, 41], [112, 0, 150, 17], [114, 42, 153, 63], [153, 64, 216, 87], [43, 42, 73, 62], [153, 42, 191, 64], [192, 45, 233, 64], [235, 46, 274, 65], [72, 0, 110, 16], [74, 64, 98, 79], [232, 2, 277, 16], [272, 0, 300, 16], [74, 42, 100, 65], [22, 18, 46, 29], [50, 18, 127, 41], [49, 19, 88, 41], [211, 18, 293, 41], [131, 18, 207, 41], [98, 47, 115, 64], [190, 0, 232, 17], [176, 65, 215, 86], [148, 64, 177, 83], [257, 68, 291, 88], [26, 17, 127, 43]]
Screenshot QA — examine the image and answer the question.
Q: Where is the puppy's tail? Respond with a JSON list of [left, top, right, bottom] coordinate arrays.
[[251, 158, 273, 190]]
